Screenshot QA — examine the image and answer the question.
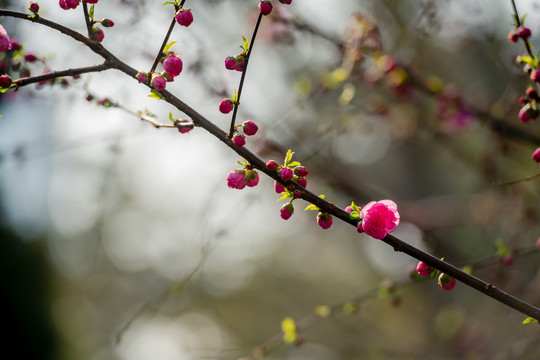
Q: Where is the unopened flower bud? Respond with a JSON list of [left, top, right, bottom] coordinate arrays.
[[438, 273, 456, 291], [266, 160, 279, 171], [232, 133, 246, 147], [294, 165, 308, 177], [259, 1, 273, 15], [29, 2, 39, 13], [137, 72, 148, 83], [517, 26, 531, 39], [227, 169, 246, 189], [151, 74, 166, 91], [532, 148, 540, 164], [279, 167, 294, 181], [219, 98, 234, 114], [316, 212, 333, 229], [245, 169, 259, 187], [100, 19, 115, 27], [416, 261, 431, 276], [93, 27, 104, 42], [163, 54, 183, 77], [0, 74, 11, 88], [274, 180, 285, 193], [280, 202, 294, 220], [242, 120, 258, 136], [175, 9, 193, 27]]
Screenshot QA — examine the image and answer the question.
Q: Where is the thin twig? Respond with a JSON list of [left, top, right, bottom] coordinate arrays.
[[82, 2, 95, 41], [493, 172, 540, 186], [228, 13, 263, 138], [14, 62, 112, 87]]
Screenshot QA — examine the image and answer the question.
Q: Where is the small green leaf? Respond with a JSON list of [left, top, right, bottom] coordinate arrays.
[[162, 1, 175, 5], [169, 112, 175, 122], [304, 204, 320, 211], [315, 305, 331, 317], [342, 301, 359, 315], [523, 317, 538, 324], [522, 13, 528, 25], [232, 89, 238, 103], [89, 5, 94, 19], [351, 201, 360, 213], [495, 238, 508, 257], [349, 213, 359, 220], [319, 194, 325, 200], [148, 89, 163, 99], [520, 56, 534, 65], [277, 192, 291, 201], [284, 149, 294, 166], [288, 161, 301, 167], [242, 36, 249, 52], [163, 41, 177, 53], [281, 317, 297, 344]]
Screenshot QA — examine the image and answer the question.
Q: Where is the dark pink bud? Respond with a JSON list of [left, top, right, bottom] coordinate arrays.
[[137, 72, 148, 83], [501, 254, 514, 266], [266, 160, 279, 171], [151, 74, 166, 91], [0, 25, 11, 52], [232, 133, 246, 147], [259, 1, 273, 15], [227, 170, 246, 189], [176, 121, 194, 133], [532, 148, 540, 163], [0, 74, 11, 88], [316, 212, 333, 229], [274, 180, 285, 193], [29, 2, 39, 13], [83, 0, 99, 3], [295, 177, 307, 188], [219, 98, 234, 114], [279, 0, 292, 4], [24, 53, 37, 62], [531, 69, 540, 82], [93, 27, 104, 42], [235, 55, 245, 72], [162, 72, 174, 82], [59, 0, 80, 10], [242, 120, 258, 136], [519, 96, 528, 104], [245, 169, 259, 187], [280, 202, 294, 220], [526, 87, 539, 100], [416, 261, 431, 276], [294, 166, 308, 177], [176, 9, 193, 27], [101, 19, 114, 27], [225, 56, 237, 70], [519, 103, 539, 122], [438, 273, 456, 291], [279, 167, 294, 181], [517, 26, 531, 39], [163, 55, 183, 76], [293, 190, 301, 198], [508, 30, 518, 43]]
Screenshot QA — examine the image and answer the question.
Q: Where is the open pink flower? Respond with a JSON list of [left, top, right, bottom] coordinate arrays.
[[358, 199, 400, 239]]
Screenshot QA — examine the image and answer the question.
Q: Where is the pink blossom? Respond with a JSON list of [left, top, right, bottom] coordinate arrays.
[[29, 2, 39, 12], [517, 26, 531, 39], [232, 133, 246, 147], [24, 53, 37, 62], [279, 167, 294, 181], [176, 9, 193, 27], [279, 0, 292, 4], [416, 261, 431, 276], [0, 74, 11, 88], [163, 55, 183, 77], [519, 103, 539, 122], [235, 56, 245, 72], [501, 254, 514, 266], [294, 166, 308, 177], [344, 206, 353, 214], [280, 202, 294, 220], [227, 170, 246, 189], [59, 0, 80, 10], [245, 170, 259, 187], [151, 74, 166, 91], [243, 120, 258, 136], [316, 212, 332, 229], [219, 98, 233, 114], [225, 56, 237, 70], [137, 72, 148, 83], [507, 29, 518, 42], [266, 160, 279, 171], [101, 19, 115, 28], [295, 177, 307, 188], [438, 273, 456, 291], [259, 1, 273, 15], [531, 69, 540, 82], [533, 148, 540, 163], [84, 0, 99, 3], [177, 123, 193, 133], [358, 200, 400, 239], [274, 180, 285, 193], [0, 25, 11, 52]]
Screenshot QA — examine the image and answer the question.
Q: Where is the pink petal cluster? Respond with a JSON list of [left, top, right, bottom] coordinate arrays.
[[232, 133, 246, 147], [279, 0, 292, 4], [316, 212, 332, 229], [151, 74, 166, 91], [295, 177, 306, 188], [137, 72, 148, 83], [245, 170, 259, 187], [163, 55, 183, 77], [0, 25, 11, 52], [227, 170, 246, 189], [93, 27, 104, 42], [176, 9, 193, 27], [219, 98, 234, 114], [279, 167, 294, 181], [357, 199, 400, 239], [242, 120, 258, 136], [0, 74, 12, 88], [274, 180, 285, 193], [416, 261, 431, 276], [59, 0, 80, 10], [266, 160, 279, 171], [29, 2, 39, 13], [84, 0, 99, 3], [101, 19, 115, 28], [294, 166, 308, 177]]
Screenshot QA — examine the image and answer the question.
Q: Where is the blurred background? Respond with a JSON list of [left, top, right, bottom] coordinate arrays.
[[1, 0, 540, 359]]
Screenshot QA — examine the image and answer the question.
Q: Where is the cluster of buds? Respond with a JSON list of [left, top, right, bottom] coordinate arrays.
[[415, 261, 457, 291], [59, 0, 99, 10], [137, 52, 183, 92], [230, 120, 258, 147], [225, 53, 246, 72], [347, 199, 400, 239], [58, 1, 114, 43], [226, 160, 260, 190], [508, 26, 531, 43], [518, 86, 539, 122]]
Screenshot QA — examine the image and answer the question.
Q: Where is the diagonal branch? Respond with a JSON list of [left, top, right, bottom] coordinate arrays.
[[14, 62, 113, 87]]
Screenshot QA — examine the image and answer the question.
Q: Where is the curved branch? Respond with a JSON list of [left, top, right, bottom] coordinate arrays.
[[14, 62, 112, 87]]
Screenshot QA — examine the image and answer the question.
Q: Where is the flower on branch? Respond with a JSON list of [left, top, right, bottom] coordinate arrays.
[[357, 200, 400, 239], [175, 9, 193, 27], [59, 0, 81, 10], [226, 169, 247, 190], [280, 202, 294, 220], [219, 98, 234, 114], [259, 1, 273, 16], [416, 261, 432, 277], [0, 25, 11, 52], [438, 273, 456, 291], [163, 54, 183, 77], [316, 212, 333, 230]]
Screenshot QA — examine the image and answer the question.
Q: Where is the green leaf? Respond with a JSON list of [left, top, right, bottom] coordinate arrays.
[[281, 317, 297, 344], [349, 213, 359, 220], [284, 149, 294, 166], [520, 56, 534, 65], [148, 89, 163, 99], [304, 204, 320, 211], [232, 89, 238, 103], [89, 5, 94, 20], [495, 238, 508, 257], [523, 317, 538, 324], [319, 194, 325, 200], [163, 41, 177, 54], [242, 36, 249, 53], [351, 201, 360, 213], [288, 161, 301, 167], [277, 192, 291, 201], [522, 13, 528, 25], [169, 112, 174, 122], [162, 1, 175, 5]]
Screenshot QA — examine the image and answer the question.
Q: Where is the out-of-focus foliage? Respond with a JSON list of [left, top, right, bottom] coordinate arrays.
[[1, 0, 540, 359]]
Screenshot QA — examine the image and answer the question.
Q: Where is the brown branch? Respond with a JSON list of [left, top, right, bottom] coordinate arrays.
[[14, 62, 112, 87]]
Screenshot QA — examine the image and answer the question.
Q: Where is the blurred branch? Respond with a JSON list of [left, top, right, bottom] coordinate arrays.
[[14, 62, 112, 87]]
